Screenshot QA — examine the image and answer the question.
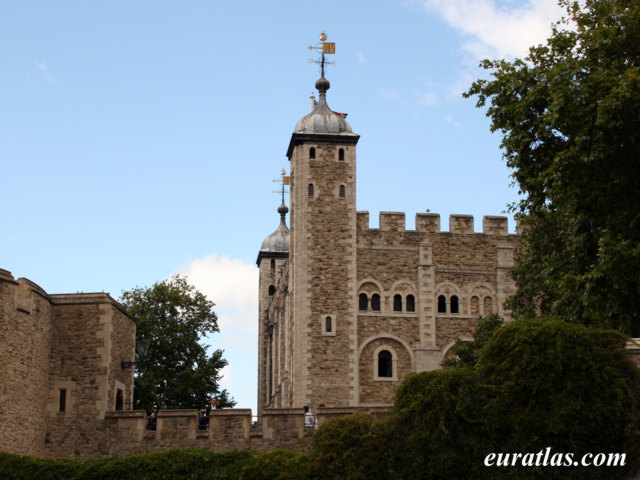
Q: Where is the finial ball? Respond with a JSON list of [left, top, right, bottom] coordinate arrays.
[[319, 31, 327, 42]]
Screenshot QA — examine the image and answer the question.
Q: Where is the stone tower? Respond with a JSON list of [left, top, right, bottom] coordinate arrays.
[[256, 202, 290, 414], [286, 74, 360, 407], [257, 51, 519, 416]]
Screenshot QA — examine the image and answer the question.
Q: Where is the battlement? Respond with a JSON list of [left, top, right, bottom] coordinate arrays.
[[43, 406, 391, 458], [356, 211, 512, 235]]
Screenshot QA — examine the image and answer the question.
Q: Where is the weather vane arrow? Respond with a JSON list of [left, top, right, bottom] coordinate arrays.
[[308, 31, 335, 77]]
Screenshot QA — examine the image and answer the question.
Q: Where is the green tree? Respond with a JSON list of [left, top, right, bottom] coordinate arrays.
[[391, 319, 640, 479], [120, 275, 235, 412], [465, 0, 640, 334], [441, 313, 504, 369]]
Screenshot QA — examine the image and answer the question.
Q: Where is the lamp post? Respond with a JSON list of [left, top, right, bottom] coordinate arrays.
[[121, 335, 150, 369]]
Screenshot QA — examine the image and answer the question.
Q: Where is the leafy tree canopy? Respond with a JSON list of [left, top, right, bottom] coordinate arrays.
[[441, 313, 504, 369], [120, 275, 235, 412], [465, 0, 640, 334]]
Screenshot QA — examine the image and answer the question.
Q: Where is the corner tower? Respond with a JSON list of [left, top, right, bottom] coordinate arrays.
[[286, 71, 360, 408], [256, 200, 290, 414]]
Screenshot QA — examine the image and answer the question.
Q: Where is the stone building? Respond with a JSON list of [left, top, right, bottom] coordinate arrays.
[[256, 73, 519, 415], [0, 269, 136, 457]]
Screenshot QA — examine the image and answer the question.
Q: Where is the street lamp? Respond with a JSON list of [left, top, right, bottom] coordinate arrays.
[[121, 335, 150, 369]]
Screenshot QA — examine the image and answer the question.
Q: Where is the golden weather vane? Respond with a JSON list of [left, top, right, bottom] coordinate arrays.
[[272, 168, 290, 204], [308, 31, 336, 77]]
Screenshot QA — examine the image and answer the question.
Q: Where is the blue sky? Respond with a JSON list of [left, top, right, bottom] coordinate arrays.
[[1, 0, 565, 414]]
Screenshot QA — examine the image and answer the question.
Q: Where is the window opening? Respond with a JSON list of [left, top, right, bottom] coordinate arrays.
[[339, 185, 345, 199], [378, 350, 393, 378], [308, 183, 314, 197], [359, 293, 368, 311], [437, 295, 446, 313], [268, 285, 275, 296], [393, 294, 402, 312], [115, 389, 124, 411], [309, 147, 316, 159], [325, 316, 332, 333], [371, 293, 381, 312], [451, 295, 459, 314], [338, 148, 345, 161], [59, 389, 67, 413], [406, 294, 415, 312]]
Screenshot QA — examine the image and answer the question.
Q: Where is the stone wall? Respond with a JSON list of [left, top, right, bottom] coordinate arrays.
[[44, 294, 136, 458], [354, 211, 519, 403], [0, 270, 135, 459], [0, 271, 53, 457], [51, 406, 391, 459]]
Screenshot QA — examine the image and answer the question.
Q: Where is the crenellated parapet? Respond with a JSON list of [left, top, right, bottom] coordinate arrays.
[[356, 211, 513, 235], [54, 406, 392, 458]]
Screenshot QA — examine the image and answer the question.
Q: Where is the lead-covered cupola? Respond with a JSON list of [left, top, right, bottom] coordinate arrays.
[[293, 76, 354, 135], [256, 202, 289, 266]]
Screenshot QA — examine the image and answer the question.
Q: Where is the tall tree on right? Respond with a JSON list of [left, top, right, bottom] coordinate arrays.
[[466, 0, 640, 335]]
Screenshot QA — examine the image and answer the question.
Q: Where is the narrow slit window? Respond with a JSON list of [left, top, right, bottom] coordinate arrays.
[[437, 295, 446, 313], [338, 148, 345, 161], [270, 259, 275, 274], [406, 294, 415, 312], [59, 389, 67, 413], [451, 295, 459, 314], [308, 183, 314, 198], [371, 293, 381, 312], [115, 389, 124, 411], [359, 293, 368, 311], [325, 316, 332, 333], [268, 285, 275, 296], [378, 350, 393, 378], [309, 147, 316, 159], [339, 185, 345, 199]]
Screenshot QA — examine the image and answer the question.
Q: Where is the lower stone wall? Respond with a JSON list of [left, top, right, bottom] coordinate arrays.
[[44, 407, 391, 459]]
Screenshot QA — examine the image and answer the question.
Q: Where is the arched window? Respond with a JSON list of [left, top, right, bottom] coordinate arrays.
[[339, 185, 346, 199], [325, 316, 332, 333], [471, 296, 480, 315], [268, 285, 275, 296], [484, 296, 493, 314], [371, 293, 381, 312], [309, 147, 316, 159], [378, 350, 393, 378], [338, 148, 345, 161], [359, 293, 368, 311], [406, 294, 415, 312], [451, 295, 459, 314], [393, 294, 402, 312], [308, 183, 314, 198], [437, 295, 446, 313]]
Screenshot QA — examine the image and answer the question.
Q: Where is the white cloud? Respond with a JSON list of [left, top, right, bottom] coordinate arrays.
[[445, 113, 462, 128], [174, 253, 259, 412], [379, 87, 417, 110], [422, 0, 565, 59], [356, 51, 366, 64], [34, 59, 55, 83], [420, 91, 439, 107], [176, 253, 258, 335]]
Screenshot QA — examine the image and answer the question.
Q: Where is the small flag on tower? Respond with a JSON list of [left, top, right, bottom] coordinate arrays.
[[313, 100, 348, 119]]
